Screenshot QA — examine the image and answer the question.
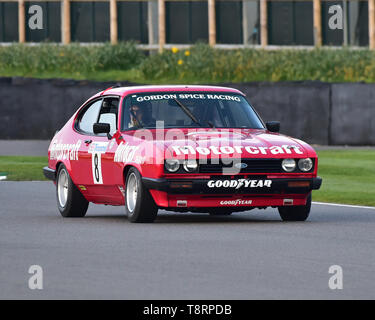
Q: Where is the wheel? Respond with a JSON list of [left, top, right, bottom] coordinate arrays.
[[278, 194, 311, 221], [208, 209, 233, 216], [56, 164, 89, 217], [125, 167, 158, 223]]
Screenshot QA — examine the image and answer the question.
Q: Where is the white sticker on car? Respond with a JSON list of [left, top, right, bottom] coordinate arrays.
[[114, 142, 143, 164], [220, 199, 253, 206], [91, 152, 103, 184], [50, 139, 81, 161], [88, 142, 109, 184], [207, 179, 272, 189], [172, 144, 303, 156]]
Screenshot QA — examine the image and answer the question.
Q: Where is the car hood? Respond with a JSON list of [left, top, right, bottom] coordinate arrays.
[[128, 128, 316, 159]]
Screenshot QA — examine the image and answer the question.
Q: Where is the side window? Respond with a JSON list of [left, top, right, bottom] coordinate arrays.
[[78, 99, 102, 133], [98, 97, 119, 134]]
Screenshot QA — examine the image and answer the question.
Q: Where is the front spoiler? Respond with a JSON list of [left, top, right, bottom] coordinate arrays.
[[142, 176, 322, 195]]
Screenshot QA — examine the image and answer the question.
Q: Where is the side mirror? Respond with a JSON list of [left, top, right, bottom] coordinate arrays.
[[93, 123, 110, 134], [93, 123, 113, 139], [266, 121, 280, 133]]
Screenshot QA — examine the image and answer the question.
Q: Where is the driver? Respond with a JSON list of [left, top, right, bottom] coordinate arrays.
[[129, 102, 155, 128]]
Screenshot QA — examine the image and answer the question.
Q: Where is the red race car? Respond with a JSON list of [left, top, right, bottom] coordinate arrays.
[[43, 85, 322, 223]]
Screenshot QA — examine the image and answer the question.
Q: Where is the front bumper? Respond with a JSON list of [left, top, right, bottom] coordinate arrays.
[[144, 176, 322, 209], [142, 176, 322, 195]]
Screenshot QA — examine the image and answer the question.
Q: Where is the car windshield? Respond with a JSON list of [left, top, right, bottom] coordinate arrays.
[[122, 92, 264, 130]]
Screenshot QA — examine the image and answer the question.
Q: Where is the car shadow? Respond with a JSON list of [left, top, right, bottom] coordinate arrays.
[[49, 208, 375, 225], [81, 210, 288, 224], [155, 213, 283, 224]]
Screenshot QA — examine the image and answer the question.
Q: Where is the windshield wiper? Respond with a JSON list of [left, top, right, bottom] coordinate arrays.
[[173, 98, 204, 128], [206, 120, 215, 128]]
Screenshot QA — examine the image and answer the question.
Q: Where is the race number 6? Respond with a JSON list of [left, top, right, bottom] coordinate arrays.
[[92, 152, 103, 184]]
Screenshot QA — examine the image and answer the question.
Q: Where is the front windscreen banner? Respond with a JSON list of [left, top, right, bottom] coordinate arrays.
[[122, 92, 264, 130]]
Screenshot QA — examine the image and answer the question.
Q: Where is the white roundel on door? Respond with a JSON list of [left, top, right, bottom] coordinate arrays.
[[88, 142, 109, 184]]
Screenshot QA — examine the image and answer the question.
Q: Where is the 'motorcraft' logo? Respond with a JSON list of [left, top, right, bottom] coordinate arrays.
[[172, 145, 304, 156], [207, 179, 272, 189]]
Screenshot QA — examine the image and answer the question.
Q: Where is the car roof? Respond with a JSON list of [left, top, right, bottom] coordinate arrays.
[[97, 85, 245, 98]]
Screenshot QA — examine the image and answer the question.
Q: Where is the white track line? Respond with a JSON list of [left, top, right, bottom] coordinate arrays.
[[313, 201, 375, 210]]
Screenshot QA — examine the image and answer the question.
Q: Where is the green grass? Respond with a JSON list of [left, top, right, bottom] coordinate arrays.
[[3, 43, 375, 83], [314, 150, 375, 206], [0, 150, 374, 206], [0, 156, 48, 181], [0, 42, 144, 80]]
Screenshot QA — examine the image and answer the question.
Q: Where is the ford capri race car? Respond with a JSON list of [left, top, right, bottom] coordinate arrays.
[[43, 85, 322, 223]]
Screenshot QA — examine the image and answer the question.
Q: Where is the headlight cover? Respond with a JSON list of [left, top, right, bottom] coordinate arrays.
[[165, 159, 180, 173], [298, 158, 313, 172], [282, 159, 296, 172], [183, 159, 198, 172]]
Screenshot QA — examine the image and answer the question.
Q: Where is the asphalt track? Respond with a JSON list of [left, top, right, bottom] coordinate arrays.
[[1, 181, 375, 300], [0, 140, 50, 156]]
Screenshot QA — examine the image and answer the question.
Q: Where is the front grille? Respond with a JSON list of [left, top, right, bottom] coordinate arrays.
[[199, 159, 282, 174]]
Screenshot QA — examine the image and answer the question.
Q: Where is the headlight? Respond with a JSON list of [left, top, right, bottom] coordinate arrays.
[[183, 159, 198, 172], [282, 159, 296, 172], [165, 159, 180, 173], [298, 158, 313, 172]]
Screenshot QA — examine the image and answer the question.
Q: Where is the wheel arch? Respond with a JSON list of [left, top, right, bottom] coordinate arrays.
[[122, 164, 143, 185], [55, 161, 73, 181]]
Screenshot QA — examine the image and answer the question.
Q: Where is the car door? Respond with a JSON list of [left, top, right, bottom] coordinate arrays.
[[89, 96, 118, 186], [71, 98, 103, 187], [88, 96, 123, 202], [73, 96, 124, 203]]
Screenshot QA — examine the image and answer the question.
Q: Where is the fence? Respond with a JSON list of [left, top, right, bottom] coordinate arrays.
[[0, 0, 375, 50], [1, 77, 374, 145]]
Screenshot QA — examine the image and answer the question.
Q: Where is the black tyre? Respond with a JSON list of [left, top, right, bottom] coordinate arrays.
[[278, 194, 311, 221], [56, 164, 89, 217], [125, 167, 158, 223]]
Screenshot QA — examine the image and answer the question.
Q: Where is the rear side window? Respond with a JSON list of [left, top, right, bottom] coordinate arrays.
[[97, 97, 119, 134], [78, 99, 102, 133]]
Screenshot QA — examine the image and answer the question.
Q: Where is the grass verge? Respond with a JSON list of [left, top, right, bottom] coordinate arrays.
[[0, 156, 48, 181], [0, 150, 374, 207], [314, 150, 375, 207]]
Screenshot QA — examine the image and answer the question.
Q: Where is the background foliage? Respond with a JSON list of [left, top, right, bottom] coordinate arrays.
[[1, 42, 375, 83]]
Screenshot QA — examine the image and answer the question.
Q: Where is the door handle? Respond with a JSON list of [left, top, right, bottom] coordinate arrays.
[[85, 139, 93, 144]]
